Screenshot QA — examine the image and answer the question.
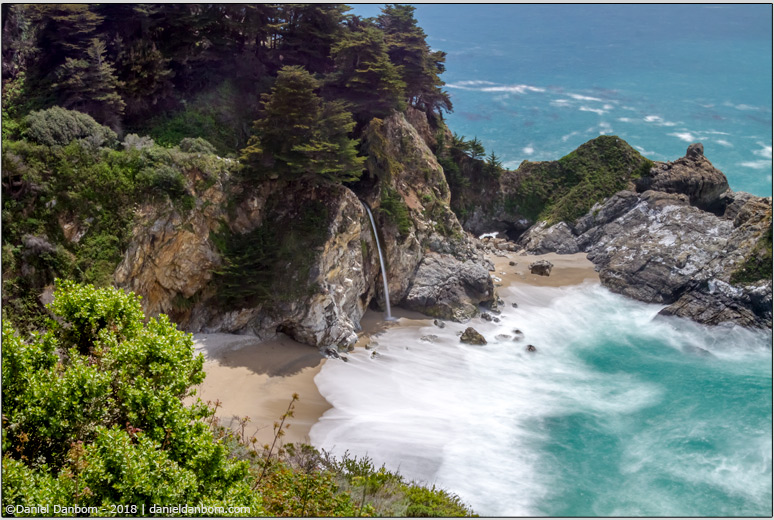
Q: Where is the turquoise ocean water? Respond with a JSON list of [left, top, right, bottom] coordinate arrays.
[[310, 5, 773, 517], [353, 4, 773, 197]]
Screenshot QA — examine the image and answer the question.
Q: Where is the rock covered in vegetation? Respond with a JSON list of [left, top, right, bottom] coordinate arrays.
[[114, 111, 495, 348], [460, 327, 487, 345], [516, 145, 772, 329]]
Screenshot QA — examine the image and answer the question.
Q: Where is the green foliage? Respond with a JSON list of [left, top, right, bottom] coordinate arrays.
[[402, 484, 474, 517], [328, 25, 407, 121], [53, 38, 125, 128], [179, 137, 217, 154], [376, 4, 452, 116], [23, 106, 117, 147], [484, 150, 504, 178], [241, 65, 365, 184], [379, 187, 412, 237], [146, 107, 234, 154], [506, 135, 651, 224], [213, 197, 331, 310], [2, 282, 261, 513], [730, 225, 773, 284]]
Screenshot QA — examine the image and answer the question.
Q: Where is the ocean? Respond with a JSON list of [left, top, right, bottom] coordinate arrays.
[[309, 5, 773, 517], [351, 4, 773, 197], [311, 284, 772, 516]]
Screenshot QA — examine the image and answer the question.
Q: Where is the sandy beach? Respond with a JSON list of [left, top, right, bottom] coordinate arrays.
[[192, 250, 599, 446], [191, 333, 329, 446], [490, 251, 599, 288]]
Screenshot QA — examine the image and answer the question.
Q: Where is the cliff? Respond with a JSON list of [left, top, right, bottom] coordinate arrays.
[[113, 111, 495, 350]]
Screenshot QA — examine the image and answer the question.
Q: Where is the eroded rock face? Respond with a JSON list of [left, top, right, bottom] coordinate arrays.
[[114, 111, 495, 348], [362, 112, 495, 315], [402, 252, 493, 321]]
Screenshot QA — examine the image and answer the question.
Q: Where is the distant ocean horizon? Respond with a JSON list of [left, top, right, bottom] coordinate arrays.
[[351, 3, 773, 197]]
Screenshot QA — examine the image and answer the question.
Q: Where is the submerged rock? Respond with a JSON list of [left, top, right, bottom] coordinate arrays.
[[433, 319, 446, 328], [526, 344, 537, 352], [460, 327, 487, 345]]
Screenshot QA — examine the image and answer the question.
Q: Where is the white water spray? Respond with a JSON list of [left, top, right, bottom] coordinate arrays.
[[361, 202, 393, 320]]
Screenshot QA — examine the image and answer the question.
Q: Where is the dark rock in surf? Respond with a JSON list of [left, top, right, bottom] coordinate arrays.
[[460, 327, 487, 345]]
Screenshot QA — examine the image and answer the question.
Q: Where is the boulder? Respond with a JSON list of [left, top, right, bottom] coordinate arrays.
[[635, 143, 730, 214], [401, 252, 494, 321], [460, 327, 487, 345], [519, 221, 579, 254], [529, 260, 554, 276]]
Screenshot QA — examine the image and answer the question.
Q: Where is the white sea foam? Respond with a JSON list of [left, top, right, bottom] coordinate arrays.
[[753, 143, 773, 159], [522, 145, 535, 155], [480, 84, 546, 94], [312, 282, 772, 516], [569, 93, 604, 102], [739, 160, 772, 169], [715, 139, 733, 147], [579, 106, 607, 115], [669, 131, 696, 143]]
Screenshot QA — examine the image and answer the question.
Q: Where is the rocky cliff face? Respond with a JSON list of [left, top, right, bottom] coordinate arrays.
[[518, 144, 772, 329], [114, 110, 495, 349]]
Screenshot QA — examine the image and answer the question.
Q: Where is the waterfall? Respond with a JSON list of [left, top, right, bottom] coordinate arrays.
[[361, 202, 394, 320]]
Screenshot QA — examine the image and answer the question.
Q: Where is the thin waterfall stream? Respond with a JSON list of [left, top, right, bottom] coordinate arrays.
[[361, 202, 394, 320]]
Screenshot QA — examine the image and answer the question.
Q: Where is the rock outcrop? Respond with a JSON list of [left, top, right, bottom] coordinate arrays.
[[528, 260, 553, 277], [635, 142, 729, 214], [114, 110, 495, 350], [517, 144, 772, 329]]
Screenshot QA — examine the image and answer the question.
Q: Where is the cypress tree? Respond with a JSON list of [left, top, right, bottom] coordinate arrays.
[[241, 65, 364, 183]]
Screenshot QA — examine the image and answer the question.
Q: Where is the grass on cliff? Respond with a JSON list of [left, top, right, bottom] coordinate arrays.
[[730, 225, 773, 285], [504, 135, 653, 224]]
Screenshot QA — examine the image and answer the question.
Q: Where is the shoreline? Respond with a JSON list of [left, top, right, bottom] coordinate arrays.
[[192, 250, 599, 446]]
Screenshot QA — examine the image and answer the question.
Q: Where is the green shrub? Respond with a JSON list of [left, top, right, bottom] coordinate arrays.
[[1, 281, 262, 513], [180, 136, 217, 154], [121, 133, 155, 151], [23, 106, 117, 148], [379, 187, 412, 237]]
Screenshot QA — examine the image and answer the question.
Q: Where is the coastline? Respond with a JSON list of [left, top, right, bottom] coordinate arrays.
[[192, 250, 600, 447]]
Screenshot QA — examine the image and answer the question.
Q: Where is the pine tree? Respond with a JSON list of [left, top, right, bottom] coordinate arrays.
[[241, 65, 364, 183], [485, 150, 504, 178], [328, 25, 406, 121], [376, 4, 452, 116], [54, 38, 126, 129]]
